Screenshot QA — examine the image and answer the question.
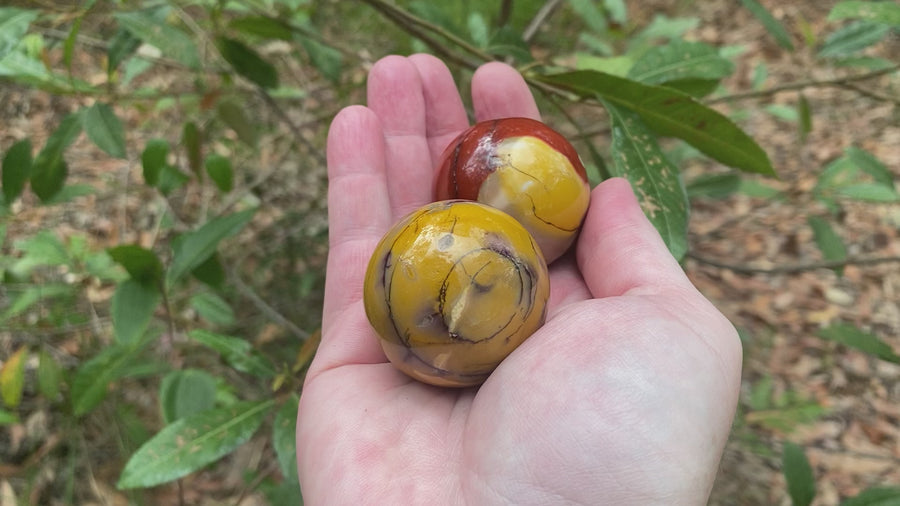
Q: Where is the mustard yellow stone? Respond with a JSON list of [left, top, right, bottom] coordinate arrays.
[[363, 200, 550, 387], [477, 136, 591, 262]]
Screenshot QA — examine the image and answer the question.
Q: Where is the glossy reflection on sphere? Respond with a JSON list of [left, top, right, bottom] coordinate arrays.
[[434, 117, 591, 263], [363, 200, 550, 387]]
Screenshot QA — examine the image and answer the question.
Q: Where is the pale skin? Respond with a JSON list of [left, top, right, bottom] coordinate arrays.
[[296, 54, 743, 505]]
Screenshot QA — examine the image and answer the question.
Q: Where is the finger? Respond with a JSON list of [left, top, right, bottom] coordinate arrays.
[[407, 53, 470, 163], [367, 55, 434, 219], [471, 62, 541, 121], [321, 106, 390, 339], [576, 177, 693, 299]]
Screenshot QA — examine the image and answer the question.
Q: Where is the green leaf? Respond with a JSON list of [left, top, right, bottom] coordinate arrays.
[[0, 285, 71, 324], [828, 1, 900, 26], [0, 8, 38, 61], [71, 338, 150, 416], [30, 159, 68, 203], [605, 102, 689, 260], [191, 253, 226, 289], [0, 347, 27, 408], [628, 40, 734, 88], [603, 0, 627, 25], [112, 279, 160, 344], [538, 70, 776, 176], [819, 21, 889, 58], [2, 138, 33, 203], [64, 17, 82, 75], [188, 330, 276, 378], [117, 400, 274, 489], [190, 291, 236, 327], [12, 230, 69, 271], [217, 36, 279, 89], [216, 100, 258, 147], [156, 164, 191, 196], [299, 35, 342, 83], [107, 28, 141, 73], [836, 183, 899, 202], [686, 173, 741, 199], [204, 154, 233, 193], [627, 15, 699, 52], [783, 442, 816, 506], [841, 487, 900, 506], [31, 112, 83, 202], [167, 208, 256, 287], [82, 102, 127, 159], [37, 349, 62, 401], [467, 12, 489, 48], [568, 0, 608, 34], [141, 139, 169, 186], [739, 0, 795, 50], [182, 121, 203, 178], [114, 10, 200, 69], [807, 216, 847, 275], [107, 244, 164, 287], [817, 323, 900, 363], [0, 408, 18, 425], [845, 147, 894, 188], [273, 394, 300, 480], [798, 94, 812, 142], [159, 369, 217, 424], [228, 16, 294, 40]]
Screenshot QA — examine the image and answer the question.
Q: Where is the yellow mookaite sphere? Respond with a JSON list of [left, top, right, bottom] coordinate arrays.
[[363, 200, 550, 387], [478, 136, 591, 263]]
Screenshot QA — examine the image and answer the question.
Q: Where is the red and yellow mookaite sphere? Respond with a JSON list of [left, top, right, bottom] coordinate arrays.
[[363, 200, 550, 387], [434, 117, 591, 263]]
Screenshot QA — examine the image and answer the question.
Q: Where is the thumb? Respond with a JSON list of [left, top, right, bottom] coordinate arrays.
[[576, 177, 691, 299]]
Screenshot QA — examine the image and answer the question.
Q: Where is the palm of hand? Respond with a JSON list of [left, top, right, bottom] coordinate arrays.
[[296, 55, 742, 505]]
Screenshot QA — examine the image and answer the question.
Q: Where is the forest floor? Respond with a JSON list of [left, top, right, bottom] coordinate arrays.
[[1, 0, 899, 504]]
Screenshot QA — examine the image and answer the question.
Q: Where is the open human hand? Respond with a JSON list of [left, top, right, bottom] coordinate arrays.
[[296, 54, 742, 505]]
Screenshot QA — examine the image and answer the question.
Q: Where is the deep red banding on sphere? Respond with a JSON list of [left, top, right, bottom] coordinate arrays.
[[434, 117, 588, 200]]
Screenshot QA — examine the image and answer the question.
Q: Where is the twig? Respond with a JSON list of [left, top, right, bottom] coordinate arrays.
[[838, 82, 900, 106], [523, 0, 565, 43], [229, 255, 310, 341], [256, 87, 327, 166], [360, 0, 488, 69], [687, 252, 900, 275], [708, 64, 900, 104]]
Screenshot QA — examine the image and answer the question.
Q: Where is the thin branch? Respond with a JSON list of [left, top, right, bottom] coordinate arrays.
[[229, 256, 310, 341], [687, 252, 900, 275], [838, 82, 900, 106], [523, 0, 565, 43], [708, 64, 900, 104], [360, 0, 490, 69]]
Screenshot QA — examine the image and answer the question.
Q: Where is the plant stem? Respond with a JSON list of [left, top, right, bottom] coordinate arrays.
[[360, 0, 491, 69], [708, 64, 899, 104], [523, 0, 565, 43]]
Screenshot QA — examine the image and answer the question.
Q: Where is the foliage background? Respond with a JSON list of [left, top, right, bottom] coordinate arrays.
[[1, 0, 899, 504]]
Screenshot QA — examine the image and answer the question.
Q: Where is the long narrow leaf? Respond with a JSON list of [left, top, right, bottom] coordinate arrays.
[[605, 102, 689, 260], [817, 323, 900, 363], [739, 0, 795, 50], [538, 70, 776, 176], [167, 208, 256, 287], [783, 442, 816, 506], [117, 400, 274, 489], [82, 102, 127, 159]]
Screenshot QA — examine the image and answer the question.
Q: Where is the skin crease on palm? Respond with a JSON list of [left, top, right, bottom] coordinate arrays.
[[296, 54, 743, 505]]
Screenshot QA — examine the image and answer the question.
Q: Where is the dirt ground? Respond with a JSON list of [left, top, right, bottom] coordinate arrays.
[[1, 0, 899, 504]]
